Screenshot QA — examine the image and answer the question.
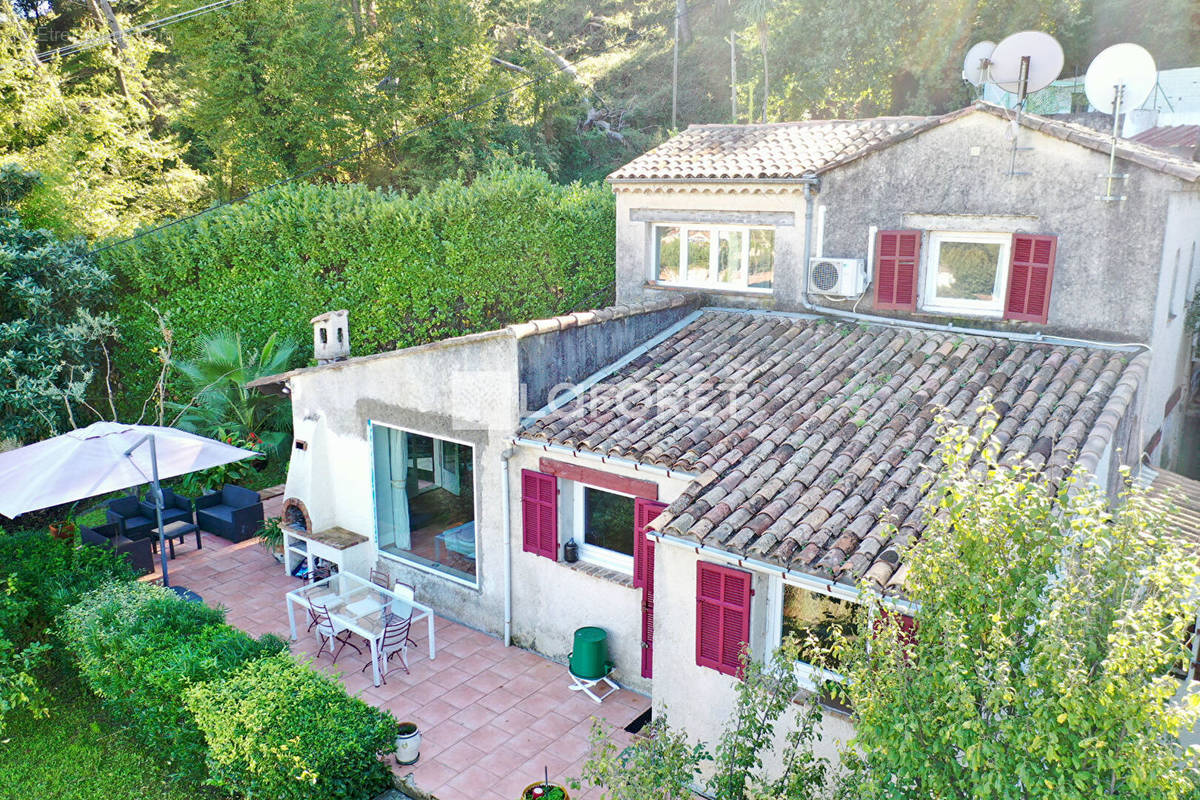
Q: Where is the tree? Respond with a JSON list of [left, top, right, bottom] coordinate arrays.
[[163, 0, 372, 199], [0, 165, 116, 443], [169, 331, 297, 457], [845, 421, 1200, 800], [737, 0, 773, 122]]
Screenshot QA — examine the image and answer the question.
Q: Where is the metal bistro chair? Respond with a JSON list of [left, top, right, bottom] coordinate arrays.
[[361, 610, 415, 684], [369, 568, 390, 589], [311, 601, 362, 664], [391, 581, 420, 650]]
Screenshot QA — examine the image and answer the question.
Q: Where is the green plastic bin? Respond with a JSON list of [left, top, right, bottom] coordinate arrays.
[[569, 626, 610, 679]]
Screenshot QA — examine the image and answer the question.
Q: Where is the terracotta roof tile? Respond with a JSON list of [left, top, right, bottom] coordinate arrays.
[[520, 310, 1142, 593]]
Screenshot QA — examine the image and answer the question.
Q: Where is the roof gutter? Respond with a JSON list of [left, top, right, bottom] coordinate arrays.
[[650, 528, 919, 615], [797, 181, 1148, 353]]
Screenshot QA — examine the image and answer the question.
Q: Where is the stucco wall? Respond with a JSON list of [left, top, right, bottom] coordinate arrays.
[[506, 444, 693, 694], [613, 110, 1197, 345], [651, 540, 854, 772], [283, 331, 521, 634], [1144, 191, 1200, 468], [518, 304, 696, 412]]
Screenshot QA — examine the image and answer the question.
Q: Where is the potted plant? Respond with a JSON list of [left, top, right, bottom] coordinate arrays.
[[395, 721, 421, 765], [521, 768, 569, 800], [259, 516, 285, 562], [48, 519, 77, 540]]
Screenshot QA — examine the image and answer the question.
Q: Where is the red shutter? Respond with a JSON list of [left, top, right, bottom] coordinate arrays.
[[520, 469, 557, 559], [874, 230, 921, 311], [1004, 234, 1057, 323], [633, 499, 667, 589], [635, 499, 667, 679], [695, 562, 753, 677]]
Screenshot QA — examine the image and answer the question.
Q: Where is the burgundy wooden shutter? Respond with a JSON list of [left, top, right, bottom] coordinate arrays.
[[1004, 234, 1057, 323], [633, 498, 667, 590], [695, 562, 753, 677], [520, 469, 557, 559], [874, 230, 921, 311], [635, 499, 667, 679]]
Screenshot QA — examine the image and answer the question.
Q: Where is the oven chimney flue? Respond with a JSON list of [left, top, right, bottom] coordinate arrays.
[[311, 310, 350, 365]]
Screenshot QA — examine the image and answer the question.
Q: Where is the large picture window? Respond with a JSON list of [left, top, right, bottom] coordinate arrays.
[[653, 224, 773, 291], [574, 484, 636, 573], [372, 424, 476, 585], [921, 231, 1011, 316]]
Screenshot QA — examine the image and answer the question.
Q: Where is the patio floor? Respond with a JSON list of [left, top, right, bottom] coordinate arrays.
[[139, 496, 646, 799]]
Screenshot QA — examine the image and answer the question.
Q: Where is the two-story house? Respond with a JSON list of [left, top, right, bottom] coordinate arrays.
[[251, 101, 1200, 762]]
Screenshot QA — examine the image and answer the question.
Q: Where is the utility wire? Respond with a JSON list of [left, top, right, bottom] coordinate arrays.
[[35, 0, 247, 61], [89, 0, 713, 255]]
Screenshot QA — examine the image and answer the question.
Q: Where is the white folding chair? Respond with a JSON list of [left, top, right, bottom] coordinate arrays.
[[311, 601, 362, 664], [361, 610, 414, 684]]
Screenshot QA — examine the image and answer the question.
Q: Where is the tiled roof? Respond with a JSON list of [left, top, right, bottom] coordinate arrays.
[[608, 117, 936, 182], [520, 310, 1144, 593], [607, 104, 1200, 184]]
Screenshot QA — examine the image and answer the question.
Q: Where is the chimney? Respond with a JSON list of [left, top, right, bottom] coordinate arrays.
[[311, 310, 350, 365]]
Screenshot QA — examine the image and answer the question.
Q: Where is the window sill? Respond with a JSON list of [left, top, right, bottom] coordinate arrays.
[[645, 281, 772, 298], [563, 559, 635, 588]]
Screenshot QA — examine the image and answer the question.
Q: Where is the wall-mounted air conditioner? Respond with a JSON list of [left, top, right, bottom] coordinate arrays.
[[807, 257, 866, 297]]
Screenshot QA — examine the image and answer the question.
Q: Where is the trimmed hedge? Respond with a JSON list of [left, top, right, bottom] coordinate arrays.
[[101, 166, 615, 415], [59, 581, 286, 782], [186, 653, 397, 800]]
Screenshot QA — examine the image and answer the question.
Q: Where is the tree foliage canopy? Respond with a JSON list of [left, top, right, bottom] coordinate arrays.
[[845, 421, 1200, 800]]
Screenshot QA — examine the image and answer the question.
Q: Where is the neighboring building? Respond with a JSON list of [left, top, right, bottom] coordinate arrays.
[[250, 101, 1200, 768]]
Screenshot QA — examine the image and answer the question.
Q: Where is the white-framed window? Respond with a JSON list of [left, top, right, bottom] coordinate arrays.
[[571, 482, 636, 574], [778, 582, 858, 687], [652, 224, 774, 291], [370, 421, 477, 587], [920, 231, 1012, 317]]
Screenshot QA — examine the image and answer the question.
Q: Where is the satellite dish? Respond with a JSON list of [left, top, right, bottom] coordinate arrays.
[[962, 41, 997, 87], [1084, 43, 1157, 114], [988, 31, 1064, 96]]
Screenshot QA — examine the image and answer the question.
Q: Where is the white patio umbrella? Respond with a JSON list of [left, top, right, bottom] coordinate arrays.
[[0, 421, 259, 591]]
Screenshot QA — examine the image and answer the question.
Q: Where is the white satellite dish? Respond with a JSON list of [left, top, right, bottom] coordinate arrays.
[[988, 31, 1064, 97], [962, 41, 996, 87], [1084, 43, 1157, 114]]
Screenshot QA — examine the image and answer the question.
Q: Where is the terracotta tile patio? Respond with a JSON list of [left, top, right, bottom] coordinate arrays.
[[140, 495, 646, 800]]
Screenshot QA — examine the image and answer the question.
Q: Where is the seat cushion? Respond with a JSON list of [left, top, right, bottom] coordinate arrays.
[[199, 504, 236, 522], [124, 515, 153, 529]]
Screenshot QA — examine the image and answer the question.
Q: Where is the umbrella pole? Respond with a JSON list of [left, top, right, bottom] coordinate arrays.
[[148, 435, 170, 587]]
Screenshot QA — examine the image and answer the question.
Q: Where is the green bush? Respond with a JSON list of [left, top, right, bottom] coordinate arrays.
[[186, 653, 397, 800], [0, 528, 133, 734], [101, 165, 615, 416], [60, 581, 286, 782]]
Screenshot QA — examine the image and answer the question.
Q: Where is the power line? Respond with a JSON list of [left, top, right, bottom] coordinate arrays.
[[35, 0, 247, 61], [89, 0, 713, 255]]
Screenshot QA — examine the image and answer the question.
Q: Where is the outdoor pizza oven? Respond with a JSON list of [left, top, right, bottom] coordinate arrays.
[[281, 497, 311, 533]]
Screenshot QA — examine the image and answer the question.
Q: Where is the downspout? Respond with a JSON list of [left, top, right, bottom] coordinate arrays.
[[500, 446, 515, 647], [798, 176, 1147, 352]]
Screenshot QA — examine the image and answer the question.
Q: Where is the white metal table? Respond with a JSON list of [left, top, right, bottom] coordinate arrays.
[[286, 571, 437, 686]]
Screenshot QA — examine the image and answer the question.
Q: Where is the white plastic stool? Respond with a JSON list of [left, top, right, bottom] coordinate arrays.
[[568, 667, 618, 703]]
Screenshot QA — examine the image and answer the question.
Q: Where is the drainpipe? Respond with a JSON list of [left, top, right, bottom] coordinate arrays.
[[797, 177, 1147, 352], [500, 446, 515, 647]]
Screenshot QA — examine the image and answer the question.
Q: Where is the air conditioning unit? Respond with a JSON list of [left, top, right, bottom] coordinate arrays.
[[807, 257, 866, 297]]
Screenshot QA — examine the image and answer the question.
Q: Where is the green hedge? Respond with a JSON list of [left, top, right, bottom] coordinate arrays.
[[59, 581, 286, 782], [186, 653, 397, 800], [101, 166, 615, 415]]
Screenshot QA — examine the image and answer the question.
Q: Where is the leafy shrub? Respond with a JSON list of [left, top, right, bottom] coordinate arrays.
[[186, 653, 397, 800], [60, 581, 286, 782], [102, 165, 615, 416], [0, 528, 132, 734]]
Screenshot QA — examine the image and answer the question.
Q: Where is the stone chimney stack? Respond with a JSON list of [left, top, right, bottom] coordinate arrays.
[[311, 310, 350, 365]]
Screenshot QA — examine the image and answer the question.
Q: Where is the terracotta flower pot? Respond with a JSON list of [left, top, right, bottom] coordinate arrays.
[[49, 521, 77, 541]]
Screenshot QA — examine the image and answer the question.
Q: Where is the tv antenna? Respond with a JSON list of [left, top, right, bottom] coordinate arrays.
[[1084, 43, 1157, 201], [985, 31, 1065, 176], [962, 41, 996, 92]]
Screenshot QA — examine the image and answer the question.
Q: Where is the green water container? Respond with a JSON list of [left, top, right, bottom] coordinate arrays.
[[569, 626, 610, 679]]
